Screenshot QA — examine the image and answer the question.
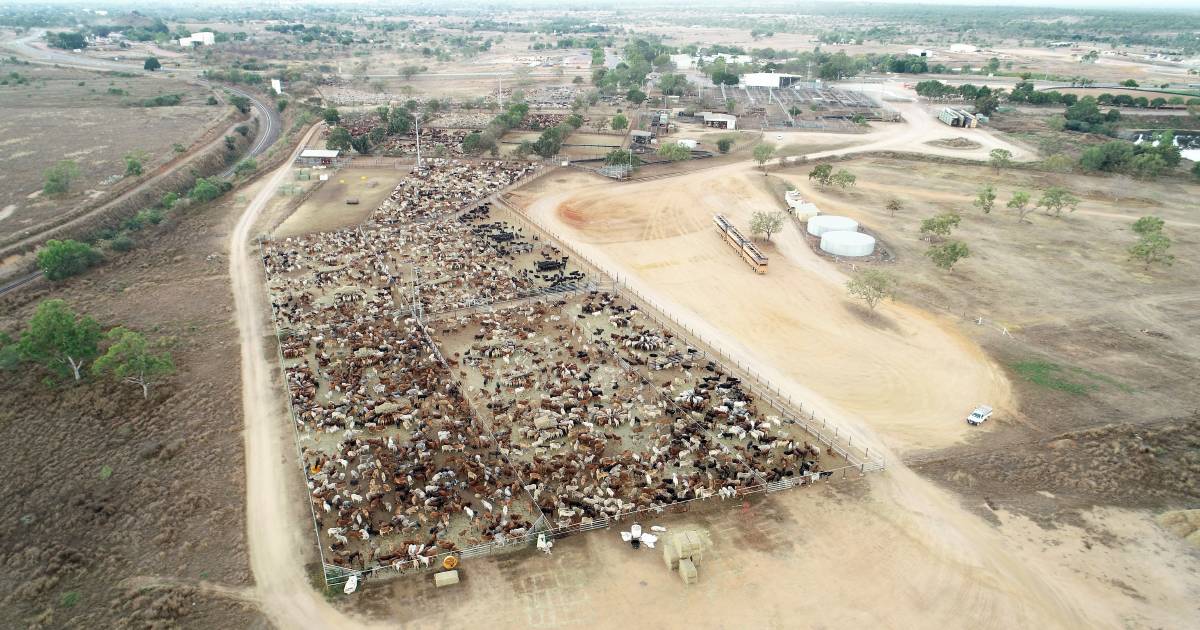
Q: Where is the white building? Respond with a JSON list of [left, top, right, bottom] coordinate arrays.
[[179, 32, 215, 47], [906, 48, 933, 58], [698, 112, 737, 130], [700, 53, 754, 65], [741, 72, 804, 88], [949, 44, 978, 54], [271, 78, 282, 95], [669, 54, 695, 70]]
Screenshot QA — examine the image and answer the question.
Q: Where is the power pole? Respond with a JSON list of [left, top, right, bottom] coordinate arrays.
[[414, 115, 423, 171]]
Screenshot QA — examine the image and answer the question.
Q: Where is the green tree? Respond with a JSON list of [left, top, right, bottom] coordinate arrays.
[[626, 88, 647, 104], [611, 114, 628, 131], [973, 184, 996, 214], [43, 160, 80, 195], [716, 138, 733, 154], [326, 127, 352, 152], [989, 148, 1013, 171], [846, 269, 898, 312], [322, 107, 341, 124], [36, 239, 102, 281], [1007, 190, 1034, 223], [1130, 153, 1167, 180], [919, 213, 961, 241], [228, 95, 251, 115], [234, 158, 258, 177], [926, 241, 970, 271], [189, 178, 222, 203], [750, 210, 786, 241], [808, 163, 833, 185], [17, 299, 101, 381], [657, 142, 691, 162], [143, 56, 161, 71], [886, 198, 903, 217], [604, 148, 642, 167], [123, 152, 144, 177], [831, 169, 857, 189], [1037, 186, 1080, 217], [1128, 232, 1173, 270], [92, 328, 175, 399], [752, 144, 775, 174], [1132, 215, 1165, 236]]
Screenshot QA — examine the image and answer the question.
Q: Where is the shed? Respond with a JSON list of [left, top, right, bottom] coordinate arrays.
[[298, 149, 341, 165], [699, 112, 737, 130]]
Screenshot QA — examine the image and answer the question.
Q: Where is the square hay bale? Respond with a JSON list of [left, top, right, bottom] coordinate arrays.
[[678, 558, 698, 585], [434, 570, 460, 588], [663, 541, 680, 571]]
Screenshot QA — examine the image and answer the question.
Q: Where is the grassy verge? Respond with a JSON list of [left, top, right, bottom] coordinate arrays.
[[1010, 360, 1133, 395]]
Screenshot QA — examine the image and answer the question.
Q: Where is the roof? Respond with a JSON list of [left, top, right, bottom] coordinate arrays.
[[629, 130, 653, 137], [701, 112, 737, 122], [300, 149, 340, 158]]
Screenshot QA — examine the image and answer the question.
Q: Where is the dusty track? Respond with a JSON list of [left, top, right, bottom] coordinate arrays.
[[229, 124, 386, 629]]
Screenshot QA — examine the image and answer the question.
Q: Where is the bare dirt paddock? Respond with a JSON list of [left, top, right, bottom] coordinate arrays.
[[0, 61, 226, 242]]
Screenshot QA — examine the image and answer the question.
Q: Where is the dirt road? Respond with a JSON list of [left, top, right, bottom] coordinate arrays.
[[228, 123, 385, 629], [764, 80, 1034, 164]]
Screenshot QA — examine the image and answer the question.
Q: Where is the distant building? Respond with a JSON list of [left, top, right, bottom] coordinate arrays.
[[179, 32, 215, 47], [742, 73, 804, 88], [906, 48, 934, 58], [669, 54, 694, 70], [297, 149, 341, 165], [698, 112, 737, 130], [271, 78, 283, 95], [949, 44, 978, 53]]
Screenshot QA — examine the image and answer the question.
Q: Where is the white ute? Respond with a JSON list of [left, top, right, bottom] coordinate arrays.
[[966, 405, 993, 426]]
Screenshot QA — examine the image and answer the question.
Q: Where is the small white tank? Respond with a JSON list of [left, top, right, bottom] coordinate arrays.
[[806, 215, 859, 237], [820, 230, 876, 257]]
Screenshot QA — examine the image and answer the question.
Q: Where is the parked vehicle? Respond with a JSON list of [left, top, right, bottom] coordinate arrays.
[[966, 405, 993, 425]]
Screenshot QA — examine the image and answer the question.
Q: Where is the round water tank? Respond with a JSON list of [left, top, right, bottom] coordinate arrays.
[[806, 215, 859, 237], [820, 230, 876, 257]]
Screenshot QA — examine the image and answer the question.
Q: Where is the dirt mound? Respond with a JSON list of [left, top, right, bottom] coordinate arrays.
[[925, 136, 982, 150], [918, 414, 1200, 510]]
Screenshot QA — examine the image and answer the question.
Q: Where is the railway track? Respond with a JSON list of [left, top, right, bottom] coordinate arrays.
[[0, 271, 42, 297]]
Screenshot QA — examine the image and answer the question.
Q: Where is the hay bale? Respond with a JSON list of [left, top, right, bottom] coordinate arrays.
[[678, 558, 698, 585], [434, 570, 460, 588], [673, 530, 704, 564], [663, 541, 680, 571]]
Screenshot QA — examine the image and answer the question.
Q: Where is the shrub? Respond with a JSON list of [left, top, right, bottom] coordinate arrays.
[[36, 239, 103, 280], [109, 235, 135, 252]]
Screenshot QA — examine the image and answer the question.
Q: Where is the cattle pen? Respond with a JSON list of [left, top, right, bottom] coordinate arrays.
[[258, 162, 884, 590]]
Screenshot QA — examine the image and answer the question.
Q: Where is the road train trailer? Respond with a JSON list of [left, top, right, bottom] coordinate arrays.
[[712, 214, 768, 274]]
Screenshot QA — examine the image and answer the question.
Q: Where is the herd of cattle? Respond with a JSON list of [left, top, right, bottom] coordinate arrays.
[[260, 160, 839, 574]]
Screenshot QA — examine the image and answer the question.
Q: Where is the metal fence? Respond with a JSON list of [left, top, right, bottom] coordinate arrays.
[[259, 167, 886, 590]]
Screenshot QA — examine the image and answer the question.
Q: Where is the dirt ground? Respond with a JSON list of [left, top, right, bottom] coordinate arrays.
[[273, 167, 397, 237], [0, 61, 226, 241], [0, 187, 265, 628]]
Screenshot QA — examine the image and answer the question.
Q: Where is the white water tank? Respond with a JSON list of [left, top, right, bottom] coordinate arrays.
[[820, 230, 876, 257], [806, 215, 858, 237]]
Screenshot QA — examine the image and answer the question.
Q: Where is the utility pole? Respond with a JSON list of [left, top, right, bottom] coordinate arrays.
[[414, 115, 423, 171]]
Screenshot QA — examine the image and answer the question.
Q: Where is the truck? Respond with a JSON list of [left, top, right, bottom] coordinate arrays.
[[966, 405, 993, 426]]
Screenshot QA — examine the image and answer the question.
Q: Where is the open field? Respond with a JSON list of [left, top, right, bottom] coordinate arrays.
[[0, 180, 264, 629], [0, 61, 226, 241]]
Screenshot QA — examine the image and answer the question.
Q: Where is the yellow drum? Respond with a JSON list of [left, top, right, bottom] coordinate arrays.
[[442, 556, 459, 570]]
